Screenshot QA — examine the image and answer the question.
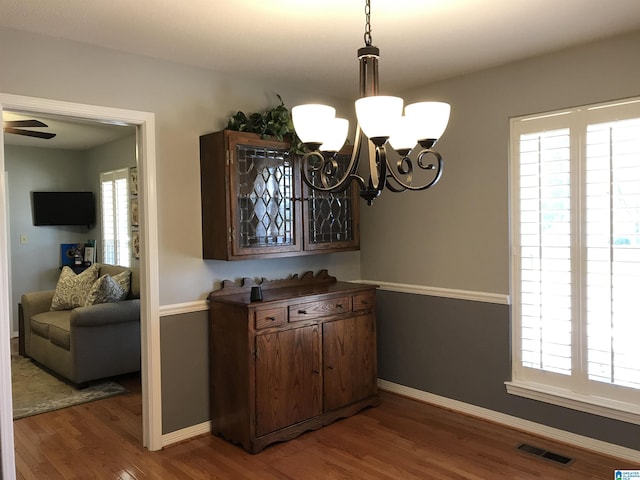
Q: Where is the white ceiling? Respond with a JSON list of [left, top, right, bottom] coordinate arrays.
[[3, 0, 640, 148], [2, 111, 135, 150]]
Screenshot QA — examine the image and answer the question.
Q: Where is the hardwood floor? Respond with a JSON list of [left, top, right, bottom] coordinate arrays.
[[13, 383, 636, 479]]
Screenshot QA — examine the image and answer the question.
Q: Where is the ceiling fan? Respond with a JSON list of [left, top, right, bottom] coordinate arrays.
[[3, 119, 57, 140]]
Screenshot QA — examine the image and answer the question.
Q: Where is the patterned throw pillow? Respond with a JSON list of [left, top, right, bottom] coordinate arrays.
[[84, 270, 131, 306], [50, 264, 100, 311], [111, 270, 131, 299]]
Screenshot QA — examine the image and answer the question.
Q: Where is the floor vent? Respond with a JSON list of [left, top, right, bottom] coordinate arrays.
[[517, 443, 573, 465]]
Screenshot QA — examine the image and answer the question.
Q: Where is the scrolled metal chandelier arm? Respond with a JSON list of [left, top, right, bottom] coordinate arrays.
[[382, 146, 444, 193], [300, 123, 367, 194]]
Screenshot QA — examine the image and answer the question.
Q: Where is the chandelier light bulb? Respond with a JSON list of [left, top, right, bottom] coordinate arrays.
[[291, 104, 336, 144], [355, 96, 404, 140]]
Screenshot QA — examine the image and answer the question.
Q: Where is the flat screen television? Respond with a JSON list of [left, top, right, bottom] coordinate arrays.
[[32, 191, 96, 227]]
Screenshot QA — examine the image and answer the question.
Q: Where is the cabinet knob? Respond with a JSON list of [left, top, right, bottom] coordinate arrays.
[[312, 369, 320, 374], [336, 304, 344, 309], [327, 366, 334, 370], [267, 316, 276, 322], [298, 309, 307, 314]]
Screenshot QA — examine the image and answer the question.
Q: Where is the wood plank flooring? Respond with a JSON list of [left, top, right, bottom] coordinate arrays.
[[13, 379, 637, 479]]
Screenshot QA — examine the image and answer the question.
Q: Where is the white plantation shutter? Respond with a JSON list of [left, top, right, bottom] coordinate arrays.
[[510, 98, 640, 421], [518, 128, 572, 377], [585, 116, 640, 390], [100, 169, 130, 267]]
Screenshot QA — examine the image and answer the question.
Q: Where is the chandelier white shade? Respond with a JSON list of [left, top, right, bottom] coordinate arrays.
[[405, 101, 451, 143], [292, 0, 451, 205], [354, 96, 404, 141], [291, 104, 336, 144]]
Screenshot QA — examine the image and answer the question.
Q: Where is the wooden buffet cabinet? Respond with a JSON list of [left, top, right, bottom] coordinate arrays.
[[208, 271, 379, 453]]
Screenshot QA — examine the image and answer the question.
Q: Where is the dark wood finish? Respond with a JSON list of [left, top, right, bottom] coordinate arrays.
[[13, 383, 637, 478], [208, 271, 379, 453], [255, 325, 322, 436], [18, 302, 26, 357], [200, 130, 359, 260], [323, 313, 377, 412]]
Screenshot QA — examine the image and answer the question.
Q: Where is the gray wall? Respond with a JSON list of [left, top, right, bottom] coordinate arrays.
[[366, 30, 640, 452], [376, 291, 640, 451], [361, 29, 640, 294], [0, 27, 362, 307], [6, 145, 90, 330]]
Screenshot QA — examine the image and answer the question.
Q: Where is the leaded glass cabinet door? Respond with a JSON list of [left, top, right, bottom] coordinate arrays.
[[228, 134, 302, 257], [200, 130, 358, 260], [303, 147, 360, 252]]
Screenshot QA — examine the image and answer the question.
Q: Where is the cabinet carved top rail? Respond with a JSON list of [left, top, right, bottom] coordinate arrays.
[[208, 270, 375, 309]]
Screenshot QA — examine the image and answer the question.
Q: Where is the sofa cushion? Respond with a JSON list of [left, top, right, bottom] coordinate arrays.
[[50, 264, 99, 311], [30, 310, 70, 344], [48, 315, 72, 351], [84, 271, 130, 306]]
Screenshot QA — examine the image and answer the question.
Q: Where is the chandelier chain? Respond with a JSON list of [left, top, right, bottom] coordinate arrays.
[[364, 0, 372, 46]]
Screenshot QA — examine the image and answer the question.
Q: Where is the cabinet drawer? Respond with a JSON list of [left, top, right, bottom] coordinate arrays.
[[289, 296, 352, 322], [255, 307, 287, 329], [353, 292, 375, 312]]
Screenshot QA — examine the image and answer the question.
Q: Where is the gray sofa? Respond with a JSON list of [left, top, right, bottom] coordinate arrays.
[[20, 264, 141, 386]]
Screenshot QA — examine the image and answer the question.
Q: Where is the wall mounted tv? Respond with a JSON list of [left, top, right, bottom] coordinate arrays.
[[32, 191, 96, 227]]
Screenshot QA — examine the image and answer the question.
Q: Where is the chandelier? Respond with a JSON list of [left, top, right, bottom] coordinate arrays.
[[292, 0, 451, 205]]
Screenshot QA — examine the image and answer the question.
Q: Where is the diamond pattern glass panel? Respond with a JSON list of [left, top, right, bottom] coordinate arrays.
[[236, 144, 294, 248], [307, 152, 354, 244]]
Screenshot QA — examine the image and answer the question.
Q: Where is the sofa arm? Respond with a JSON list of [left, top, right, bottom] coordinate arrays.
[[21, 290, 55, 320], [71, 299, 141, 327]]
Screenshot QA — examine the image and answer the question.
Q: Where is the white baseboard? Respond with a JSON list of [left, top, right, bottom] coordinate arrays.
[[161, 421, 211, 448], [378, 379, 640, 463]]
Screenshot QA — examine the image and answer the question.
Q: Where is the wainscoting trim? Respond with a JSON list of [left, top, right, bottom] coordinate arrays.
[[159, 300, 208, 317], [162, 421, 211, 447], [358, 280, 510, 305], [378, 379, 639, 463], [157, 283, 510, 317]]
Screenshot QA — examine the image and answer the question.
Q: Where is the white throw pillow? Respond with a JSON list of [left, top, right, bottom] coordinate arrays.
[[50, 264, 99, 311]]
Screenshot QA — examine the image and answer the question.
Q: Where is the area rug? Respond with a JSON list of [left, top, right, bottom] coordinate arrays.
[[11, 354, 128, 420]]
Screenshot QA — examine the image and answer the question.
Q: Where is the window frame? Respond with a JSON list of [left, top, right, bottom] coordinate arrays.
[[507, 97, 640, 425]]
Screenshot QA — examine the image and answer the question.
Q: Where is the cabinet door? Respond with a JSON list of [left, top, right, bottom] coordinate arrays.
[[323, 313, 377, 412], [302, 147, 360, 252], [229, 135, 302, 257], [255, 325, 322, 436]]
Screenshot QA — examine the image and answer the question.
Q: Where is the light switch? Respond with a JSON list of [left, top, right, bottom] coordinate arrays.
[[19, 234, 28, 245]]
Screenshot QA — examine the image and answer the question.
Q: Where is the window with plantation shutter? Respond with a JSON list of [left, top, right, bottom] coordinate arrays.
[[100, 168, 130, 267], [508, 97, 640, 424]]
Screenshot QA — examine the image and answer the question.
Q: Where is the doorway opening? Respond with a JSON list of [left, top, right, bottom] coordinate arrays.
[[0, 93, 162, 477]]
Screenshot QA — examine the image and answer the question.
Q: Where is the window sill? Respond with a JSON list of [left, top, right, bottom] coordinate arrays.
[[505, 380, 640, 425]]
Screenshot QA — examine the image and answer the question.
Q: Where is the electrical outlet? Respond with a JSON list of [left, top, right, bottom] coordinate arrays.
[[19, 234, 28, 245]]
